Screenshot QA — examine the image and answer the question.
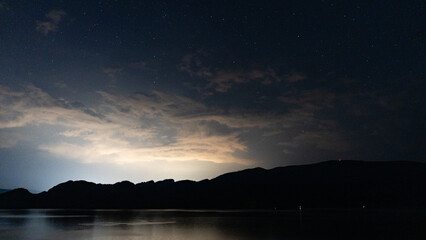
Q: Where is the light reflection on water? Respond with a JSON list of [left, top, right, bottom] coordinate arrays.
[[0, 209, 424, 239]]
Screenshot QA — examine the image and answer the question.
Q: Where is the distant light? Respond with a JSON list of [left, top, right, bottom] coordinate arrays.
[[298, 205, 302, 211], [338, 158, 342, 162], [362, 205, 366, 209]]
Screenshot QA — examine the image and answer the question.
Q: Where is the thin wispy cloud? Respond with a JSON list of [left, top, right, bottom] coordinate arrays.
[[0, 2, 10, 11], [179, 53, 283, 92], [36, 9, 66, 35], [285, 72, 306, 83], [208, 68, 282, 92], [46, 10, 66, 24]]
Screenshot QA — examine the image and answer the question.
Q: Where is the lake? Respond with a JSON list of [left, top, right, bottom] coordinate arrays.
[[0, 209, 424, 239]]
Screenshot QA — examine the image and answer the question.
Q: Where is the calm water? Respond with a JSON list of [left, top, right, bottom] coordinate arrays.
[[0, 209, 424, 239]]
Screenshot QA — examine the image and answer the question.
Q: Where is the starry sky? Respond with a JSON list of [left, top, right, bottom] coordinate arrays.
[[0, 0, 424, 191]]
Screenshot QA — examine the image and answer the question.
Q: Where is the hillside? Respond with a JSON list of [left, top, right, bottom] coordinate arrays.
[[0, 160, 425, 209], [0, 189, 10, 194]]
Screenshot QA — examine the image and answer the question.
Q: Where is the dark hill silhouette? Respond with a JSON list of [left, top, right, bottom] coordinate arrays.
[[0, 189, 10, 194], [0, 160, 425, 209]]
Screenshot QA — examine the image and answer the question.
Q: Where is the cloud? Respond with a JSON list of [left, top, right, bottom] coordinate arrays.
[[178, 53, 282, 92], [102, 67, 123, 78], [0, 83, 353, 170], [208, 70, 245, 92], [210, 68, 282, 92], [54, 80, 68, 89], [278, 89, 335, 111], [0, 131, 20, 148], [36, 10, 66, 35], [0, 2, 10, 11], [36, 21, 58, 35], [278, 129, 350, 152], [0, 85, 253, 165], [177, 52, 212, 78], [274, 88, 352, 154], [0, 85, 103, 129], [46, 10, 66, 24], [285, 72, 306, 83]]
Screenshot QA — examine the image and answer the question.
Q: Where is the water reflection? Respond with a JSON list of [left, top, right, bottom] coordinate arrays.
[[0, 209, 424, 239]]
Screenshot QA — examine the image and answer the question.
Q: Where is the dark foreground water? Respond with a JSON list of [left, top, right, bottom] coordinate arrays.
[[0, 209, 424, 239]]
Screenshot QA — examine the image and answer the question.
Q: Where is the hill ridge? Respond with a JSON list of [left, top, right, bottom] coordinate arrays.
[[0, 160, 424, 209]]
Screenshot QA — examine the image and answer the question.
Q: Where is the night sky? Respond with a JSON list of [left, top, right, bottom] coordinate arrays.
[[0, 0, 424, 191]]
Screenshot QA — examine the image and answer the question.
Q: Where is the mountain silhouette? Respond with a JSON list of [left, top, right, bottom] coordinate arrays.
[[0, 160, 425, 209], [0, 189, 11, 195]]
